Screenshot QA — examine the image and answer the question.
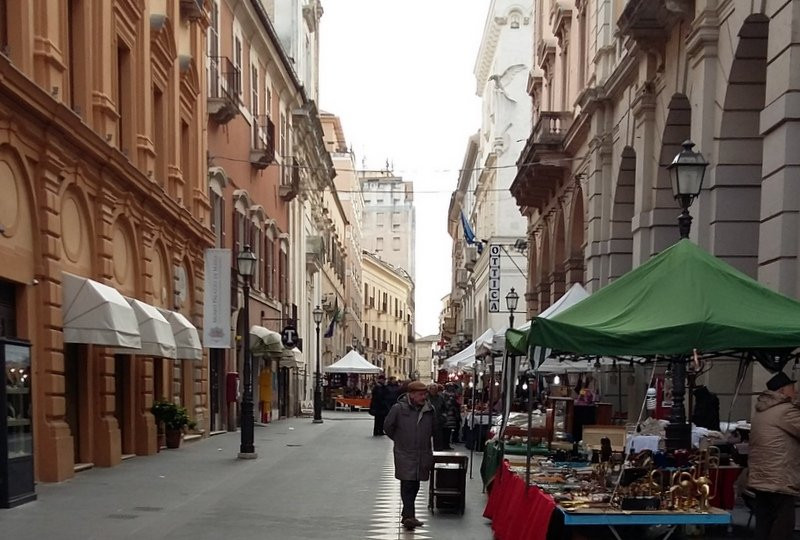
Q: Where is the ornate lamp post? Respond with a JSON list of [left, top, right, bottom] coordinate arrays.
[[506, 287, 519, 328], [665, 140, 708, 452], [237, 245, 257, 459], [312, 305, 324, 424], [667, 140, 708, 239]]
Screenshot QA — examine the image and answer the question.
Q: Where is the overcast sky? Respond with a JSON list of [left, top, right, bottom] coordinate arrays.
[[319, 0, 490, 337]]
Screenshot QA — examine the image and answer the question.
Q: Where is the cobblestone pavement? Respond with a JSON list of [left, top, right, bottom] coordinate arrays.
[[0, 411, 791, 539]]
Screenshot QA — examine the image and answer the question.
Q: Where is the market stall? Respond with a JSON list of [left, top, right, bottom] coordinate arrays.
[[486, 239, 800, 539], [323, 350, 381, 410]]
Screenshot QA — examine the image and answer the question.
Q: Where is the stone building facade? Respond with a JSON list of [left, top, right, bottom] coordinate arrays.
[[511, 0, 800, 416], [0, 1, 212, 482], [362, 251, 414, 379]]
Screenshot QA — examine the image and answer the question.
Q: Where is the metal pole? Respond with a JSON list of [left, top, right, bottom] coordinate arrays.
[[525, 375, 533, 492], [313, 323, 323, 423], [665, 356, 690, 451], [469, 375, 478, 479], [239, 277, 256, 458]]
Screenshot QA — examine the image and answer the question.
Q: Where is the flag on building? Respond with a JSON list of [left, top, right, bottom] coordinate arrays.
[[324, 299, 342, 338], [460, 210, 476, 245]]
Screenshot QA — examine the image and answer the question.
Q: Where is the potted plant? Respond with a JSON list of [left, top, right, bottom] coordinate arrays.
[[151, 400, 195, 449]]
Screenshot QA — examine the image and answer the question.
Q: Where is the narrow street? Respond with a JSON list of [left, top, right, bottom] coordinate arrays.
[[0, 412, 492, 540]]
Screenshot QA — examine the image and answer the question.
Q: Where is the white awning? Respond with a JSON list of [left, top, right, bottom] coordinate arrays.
[[250, 325, 284, 357], [157, 308, 203, 360], [62, 273, 141, 348], [119, 299, 177, 358]]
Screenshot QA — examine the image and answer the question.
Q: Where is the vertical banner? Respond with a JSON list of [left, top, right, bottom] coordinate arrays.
[[203, 248, 232, 348], [488, 244, 501, 312]]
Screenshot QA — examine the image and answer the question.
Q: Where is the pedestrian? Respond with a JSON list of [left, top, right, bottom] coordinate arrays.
[[442, 384, 461, 448], [384, 380, 434, 530], [749, 371, 800, 540], [384, 376, 401, 409], [369, 374, 389, 436], [427, 384, 448, 451]]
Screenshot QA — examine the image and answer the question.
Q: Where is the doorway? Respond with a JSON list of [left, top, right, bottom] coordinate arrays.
[[114, 355, 131, 454], [278, 366, 289, 418], [209, 349, 224, 431], [0, 279, 16, 337], [64, 343, 86, 463]]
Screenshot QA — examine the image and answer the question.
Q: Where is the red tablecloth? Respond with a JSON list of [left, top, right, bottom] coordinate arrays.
[[484, 461, 556, 540], [709, 466, 742, 510], [335, 397, 371, 408]]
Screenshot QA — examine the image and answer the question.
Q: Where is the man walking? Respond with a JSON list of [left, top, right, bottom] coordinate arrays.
[[384, 380, 434, 530], [369, 375, 389, 436], [749, 371, 800, 540]]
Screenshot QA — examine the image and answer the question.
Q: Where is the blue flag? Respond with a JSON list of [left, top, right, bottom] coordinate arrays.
[[461, 210, 476, 245]]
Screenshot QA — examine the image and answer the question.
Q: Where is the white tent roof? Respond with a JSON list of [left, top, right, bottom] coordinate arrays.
[[280, 347, 303, 368], [324, 350, 381, 374], [62, 273, 141, 349], [158, 308, 202, 360], [119, 299, 177, 358], [440, 328, 495, 371], [524, 283, 590, 371]]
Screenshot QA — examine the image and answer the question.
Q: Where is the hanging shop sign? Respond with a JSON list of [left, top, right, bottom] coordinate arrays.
[[488, 244, 501, 312]]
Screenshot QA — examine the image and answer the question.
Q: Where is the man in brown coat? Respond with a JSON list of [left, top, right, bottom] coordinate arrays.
[[749, 371, 800, 540], [384, 380, 434, 530]]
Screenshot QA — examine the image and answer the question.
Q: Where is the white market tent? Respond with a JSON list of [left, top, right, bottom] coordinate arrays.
[[441, 328, 495, 371], [324, 349, 382, 374], [442, 283, 591, 373]]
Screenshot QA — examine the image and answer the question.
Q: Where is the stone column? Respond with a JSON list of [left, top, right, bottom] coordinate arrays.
[[35, 153, 74, 482]]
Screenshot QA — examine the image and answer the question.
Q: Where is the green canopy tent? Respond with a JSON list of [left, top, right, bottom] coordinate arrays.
[[523, 239, 800, 359]]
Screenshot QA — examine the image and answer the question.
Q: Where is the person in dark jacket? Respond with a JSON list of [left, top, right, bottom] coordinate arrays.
[[749, 371, 800, 540], [384, 380, 434, 530], [427, 384, 449, 451], [369, 375, 389, 436], [384, 376, 401, 410], [691, 385, 720, 431], [442, 384, 461, 446]]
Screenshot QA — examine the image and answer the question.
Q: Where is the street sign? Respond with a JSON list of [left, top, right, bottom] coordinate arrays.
[[488, 244, 500, 312], [281, 325, 298, 348]]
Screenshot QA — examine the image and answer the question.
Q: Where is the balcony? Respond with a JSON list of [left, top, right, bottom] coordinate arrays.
[[305, 235, 325, 274], [279, 156, 300, 201], [180, 0, 205, 20], [207, 56, 240, 124], [442, 316, 456, 337], [618, 0, 689, 45], [250, 115, 276, 170], [533, 111, 573, 146]]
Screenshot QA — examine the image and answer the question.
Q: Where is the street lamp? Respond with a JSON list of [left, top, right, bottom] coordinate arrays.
[[664, 140, 708, 452], [667, 140, 708, 239], [312, 305, 324, 424], [237, 245, 257, 459], [506, 287, 519, 328]]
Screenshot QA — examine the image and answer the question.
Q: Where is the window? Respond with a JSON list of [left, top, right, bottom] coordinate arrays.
[[265, 235, 275, 298], [208, 1, 220, 93], [392, 237, 400, 251], [250, 225, 261, 290], [279, 247, 288, 305], [376, 212, 384, 227], [180, 120, 191, 204], [233, 33, 243, 95], [67, 0, 85, 113], [116, 41, 132, 153], [376, 237, 383, 251], [209, 187, 225, 248], [250, 63, 259, 116]]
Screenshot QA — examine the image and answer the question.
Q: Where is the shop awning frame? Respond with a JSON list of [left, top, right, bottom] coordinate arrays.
[[250, 325, 285, 357], [61, 272, 141, 349], [120, 299, 177, 358], [158, 308, 203, 360]]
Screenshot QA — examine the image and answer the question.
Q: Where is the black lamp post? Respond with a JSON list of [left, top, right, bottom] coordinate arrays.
[[506, 287, 519, 328], [664, 140, 708, 452], [237, 245, 257, 458], [667, 140, 708, 239], [312, 305, 324, 424]]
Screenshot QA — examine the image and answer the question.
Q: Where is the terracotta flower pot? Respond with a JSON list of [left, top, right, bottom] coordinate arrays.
[[165, 428, 183, 449]]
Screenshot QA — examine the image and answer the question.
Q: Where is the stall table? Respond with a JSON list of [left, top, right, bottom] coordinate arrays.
[[561, 507, 731, 540], [334, 397, 371, 411]]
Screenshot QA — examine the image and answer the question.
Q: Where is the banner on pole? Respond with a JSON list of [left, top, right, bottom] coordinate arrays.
[[203, 248, 232, 348]]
